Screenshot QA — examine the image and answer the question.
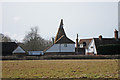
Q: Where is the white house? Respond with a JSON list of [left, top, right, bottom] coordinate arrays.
[[79, 38, 92, 55], [85, 38, 97, 55], [79, 29, 120, 55], [44, 19, 75, 55]]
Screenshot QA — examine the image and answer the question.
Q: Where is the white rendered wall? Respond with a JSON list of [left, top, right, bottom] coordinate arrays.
[[80, 44, 83, 48], [46, 44, 75, 52], [85, 39, 97, 55], [61, 44, 75, 52], [46, 44, 59, 52]]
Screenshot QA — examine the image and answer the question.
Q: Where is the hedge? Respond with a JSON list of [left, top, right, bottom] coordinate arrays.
[[97, 44, 120, 55]]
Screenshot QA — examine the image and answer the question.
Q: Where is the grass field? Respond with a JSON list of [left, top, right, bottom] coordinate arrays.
[[2, 59, 119, 78]]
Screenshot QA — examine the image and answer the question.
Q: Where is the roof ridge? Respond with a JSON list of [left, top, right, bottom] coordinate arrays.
[[80, 38, 93, 40]]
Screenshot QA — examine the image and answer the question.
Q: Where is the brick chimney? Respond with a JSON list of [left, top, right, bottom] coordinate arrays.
[[76, 34, 79, 48], [99, 35, 102, 40], [76, 34, 79, 53], [114, 29, 118, 40], [52, 37, 54, 44]]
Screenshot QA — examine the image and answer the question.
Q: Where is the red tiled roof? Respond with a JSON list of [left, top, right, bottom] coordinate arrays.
[[79, 38, 92, 48]]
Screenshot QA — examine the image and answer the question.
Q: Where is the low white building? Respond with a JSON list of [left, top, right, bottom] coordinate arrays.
[[44, 19, 75, 55], [28, 51, 44, 55]]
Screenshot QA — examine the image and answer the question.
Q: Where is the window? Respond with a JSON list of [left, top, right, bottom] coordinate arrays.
[[64, 44, 67, 47], [80, 44, 83, 48], [83, 42, 86, 46]]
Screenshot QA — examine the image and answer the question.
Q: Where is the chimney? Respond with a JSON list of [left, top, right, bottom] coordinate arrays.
[[76, 34, 79, 48], [114, 29, 118, 40], [76, 34, 79, 53], [52, 37, 54, 44], [99, 35, 102, 40]]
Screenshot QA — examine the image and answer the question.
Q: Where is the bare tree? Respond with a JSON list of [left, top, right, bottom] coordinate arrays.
[[22, 27, 52, 51], [0, 33, 12, 42]]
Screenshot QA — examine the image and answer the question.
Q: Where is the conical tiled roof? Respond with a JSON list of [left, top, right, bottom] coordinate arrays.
[[54, 19, 75, 44], [54, 19, 66, 43]]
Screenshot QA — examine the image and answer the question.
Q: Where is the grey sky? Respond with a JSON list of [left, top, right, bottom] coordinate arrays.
[[1, 2, 118, 42]]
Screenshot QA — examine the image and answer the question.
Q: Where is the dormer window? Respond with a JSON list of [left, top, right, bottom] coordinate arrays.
[[64, 44, 67, 47], [91, 46, 93, 48]]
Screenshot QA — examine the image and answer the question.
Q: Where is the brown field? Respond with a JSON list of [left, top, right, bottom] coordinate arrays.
[[2, 59, 119, 78]]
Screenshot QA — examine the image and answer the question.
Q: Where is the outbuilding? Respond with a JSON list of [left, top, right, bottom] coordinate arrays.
[[1, 42, 26, 56]]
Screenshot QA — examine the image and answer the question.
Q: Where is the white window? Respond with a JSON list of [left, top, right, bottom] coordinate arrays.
[[80, 44, 83, 48]]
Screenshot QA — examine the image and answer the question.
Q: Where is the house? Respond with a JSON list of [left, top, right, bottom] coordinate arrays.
[[28, 51, 44, 55], [79, 39, 92, 49], [79, 29, 120, 55], [1, 42, 26, 56], [44, 19, 75, 55], [79, 38, 92, 55]]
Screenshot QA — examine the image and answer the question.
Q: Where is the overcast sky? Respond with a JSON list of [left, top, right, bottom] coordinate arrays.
[[0, 2, 118, 42]]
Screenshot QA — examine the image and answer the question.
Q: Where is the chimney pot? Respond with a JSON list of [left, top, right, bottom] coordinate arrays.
[[52, 37, 54, 44], [99, 35, 102, 40], [114, 29, 118, 40]]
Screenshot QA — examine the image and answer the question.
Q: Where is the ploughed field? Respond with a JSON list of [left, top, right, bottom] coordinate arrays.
[[2, 59, 119, 78]]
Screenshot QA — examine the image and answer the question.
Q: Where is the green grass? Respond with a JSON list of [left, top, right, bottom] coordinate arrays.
[[2, 59, 119, 78]]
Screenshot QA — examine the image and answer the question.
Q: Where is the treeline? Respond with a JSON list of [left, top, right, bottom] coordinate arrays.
[[0, 27, 52, 51]]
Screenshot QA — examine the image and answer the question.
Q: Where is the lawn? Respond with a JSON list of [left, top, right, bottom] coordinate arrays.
[[2, 59, 119, 78]]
